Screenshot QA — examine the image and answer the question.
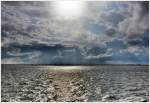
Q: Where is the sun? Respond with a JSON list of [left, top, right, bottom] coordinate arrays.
[[52, 1, 85, 20]]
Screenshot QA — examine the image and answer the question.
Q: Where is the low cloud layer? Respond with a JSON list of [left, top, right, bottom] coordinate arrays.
[[1, 1, 149, 64]]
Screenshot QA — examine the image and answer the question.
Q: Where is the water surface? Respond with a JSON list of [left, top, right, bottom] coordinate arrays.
[[1, 64, 149, 102]]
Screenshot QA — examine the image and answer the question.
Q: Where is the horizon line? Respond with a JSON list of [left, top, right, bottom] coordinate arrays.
[[1, 64, 149, 66]]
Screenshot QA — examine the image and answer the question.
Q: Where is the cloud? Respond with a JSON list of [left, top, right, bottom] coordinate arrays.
[[118, 1, 149, 37], [1, 51, 42, 64], [2, 57, 24, 64], [84, 48, 112, 60], [1, 1, 149, 64], [105, 28, 117, 37], [106, 39, 126, 49]]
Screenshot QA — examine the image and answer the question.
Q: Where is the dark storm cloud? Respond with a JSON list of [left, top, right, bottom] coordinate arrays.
[[2, 43, 78, 64], [86, 45, 107, 55], [105, 28, 117, 37], [2, 43, 74, 53], [127, 32, 149, 47]]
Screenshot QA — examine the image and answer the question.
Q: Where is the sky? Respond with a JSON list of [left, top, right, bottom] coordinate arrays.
[[1, 1, 149, 64]]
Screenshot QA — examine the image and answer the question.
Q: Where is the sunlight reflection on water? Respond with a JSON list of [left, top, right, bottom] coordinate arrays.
[[40, 66, 88, 72], [1, 65, 149, 102]]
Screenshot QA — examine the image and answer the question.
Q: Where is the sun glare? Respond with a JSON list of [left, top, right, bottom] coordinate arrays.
[[52, 1, 85, 20]]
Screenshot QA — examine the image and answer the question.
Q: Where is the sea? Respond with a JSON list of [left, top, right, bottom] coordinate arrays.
[[1, 64, 149, 102]]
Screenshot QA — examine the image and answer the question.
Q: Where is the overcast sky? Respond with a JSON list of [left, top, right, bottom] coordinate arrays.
[[1, 1, 149, 64]]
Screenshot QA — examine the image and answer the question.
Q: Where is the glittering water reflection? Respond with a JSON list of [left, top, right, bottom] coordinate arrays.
[[1, 65, 149, 102]]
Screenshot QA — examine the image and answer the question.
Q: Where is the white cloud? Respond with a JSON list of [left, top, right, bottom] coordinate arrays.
[[118, 2, 149, 36], [84, 48, 113, 60], [2, 57, 24, 64]]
